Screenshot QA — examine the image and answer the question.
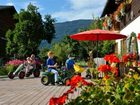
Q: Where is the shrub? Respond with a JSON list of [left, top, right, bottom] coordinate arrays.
[[0, 67, 8, 75], [5, 59, 23, 73], [5, 64, 16, 73], [6, 59, 23, 67]]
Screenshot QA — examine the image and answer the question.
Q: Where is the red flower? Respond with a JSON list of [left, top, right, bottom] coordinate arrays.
[[6, 59, 23, 67], [81, 79, 93, 86], [104, 54, 120, 63], [104, 75, 110, 79], [138, 33, 140, 40], [57, 95, 67, 105], [49, 97, 57, 105], [49, 95, 67, 105], [104, 54, 111, 61], [111, 56, 120, 63], [111, 67, 118, 76], [98, 65, 111, 73], [122, 54, 129, 62], [49, 75, 93, 105], [66, 87, 75, 94]]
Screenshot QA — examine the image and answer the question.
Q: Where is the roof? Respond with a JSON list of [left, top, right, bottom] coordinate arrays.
[[101, 0, 122, 17], [0, 5, 17, 13]]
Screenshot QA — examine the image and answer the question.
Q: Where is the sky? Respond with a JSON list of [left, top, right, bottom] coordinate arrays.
[[0, 0, 107, 22]]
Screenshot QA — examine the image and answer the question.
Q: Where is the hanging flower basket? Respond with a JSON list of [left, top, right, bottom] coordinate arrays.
[[103, 17, 107, 30], [115, 12, 122, 22], [120, 5, 125, 16], [107, 16, 112, 28]]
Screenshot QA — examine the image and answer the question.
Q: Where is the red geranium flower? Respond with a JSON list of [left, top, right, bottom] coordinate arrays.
[[57, 95, 67, 105], [104, 54, 111, 61], [104, 74, 110, 79], [104, 54, 120, 63], [111, 56, 120, 63], [122, 54, 129, 62], [49, 97, 57, 105], [49, 75, 93, 105], [49, 95, 67, 105], [98, 65, 111, 73], [111, 67, 118, 76], [138, 33, 140, 40]]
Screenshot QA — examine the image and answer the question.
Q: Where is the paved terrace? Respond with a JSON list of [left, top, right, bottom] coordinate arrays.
[[0, 77, 82, 105]]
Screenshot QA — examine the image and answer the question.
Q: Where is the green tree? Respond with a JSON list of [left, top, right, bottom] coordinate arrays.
[[6, 30, 17, 55], [44, 15, 55, 44], [89, 18, 103, 29], [6, 3, 55, 58], [88, 17, 115, 57], [101, 41, 115, 56], [38, 46, 49, 62], [51, 36, 77, 63]]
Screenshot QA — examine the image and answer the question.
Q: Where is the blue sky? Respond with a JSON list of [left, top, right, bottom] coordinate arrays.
[[0, 0, 107, 22]]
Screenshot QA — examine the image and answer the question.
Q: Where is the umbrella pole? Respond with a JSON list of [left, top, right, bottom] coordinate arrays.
[[96, 34, 99, 58], [96, 35, 99, 67], [97, 40, 98, 58]]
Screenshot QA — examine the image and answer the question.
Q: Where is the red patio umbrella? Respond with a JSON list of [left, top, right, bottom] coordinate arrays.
[[70, 29, 127, 57], [70, 29, 127, 41]]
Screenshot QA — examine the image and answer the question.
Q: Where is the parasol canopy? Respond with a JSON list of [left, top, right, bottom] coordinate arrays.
[[70, 29, 127, 41]]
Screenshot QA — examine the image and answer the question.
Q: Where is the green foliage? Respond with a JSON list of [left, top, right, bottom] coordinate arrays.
[[44, 15, 55, 44], [51, 35, 88, 62], [88, 17, 115, 57], [89, 18, 103, 29], [0, 67, 8, 75], [51, 17, 115, 62], [51, 36, 73, 63], [51, 43, 67, 62], [6, 3, 55, 58], [5, 64, 16, 73], [39, 46, 49, 60], [67, 72, 140, 105], [101, 41, 115, 56]]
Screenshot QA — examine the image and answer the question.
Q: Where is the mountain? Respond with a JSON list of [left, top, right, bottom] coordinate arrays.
[[54, 19, 92, 41], [40, 19, 92, 48]]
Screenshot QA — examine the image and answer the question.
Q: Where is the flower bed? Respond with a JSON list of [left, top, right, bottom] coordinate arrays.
[[49, 75, 93, 105], [5, 59, 24, 73], [65, 54, 140, 105]]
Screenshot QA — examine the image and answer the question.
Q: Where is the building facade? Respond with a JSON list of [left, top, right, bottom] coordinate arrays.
[[101, 0, 140, 57], [0, 6, 17, 58]]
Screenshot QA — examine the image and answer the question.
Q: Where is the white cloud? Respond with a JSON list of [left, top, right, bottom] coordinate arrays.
[[6, 1, 14, 6], [22, 1, 44, 12], [52, 0, 107, 22], [69, 0, 106, 10]]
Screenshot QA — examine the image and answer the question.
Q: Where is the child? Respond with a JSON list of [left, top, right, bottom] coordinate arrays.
[[46, 51, 58, 83], [66, 54, 75, 70], [24, 57, 33, 74]]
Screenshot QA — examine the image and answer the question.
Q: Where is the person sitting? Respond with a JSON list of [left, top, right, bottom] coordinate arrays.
[[24, 57, 33, 74], [46, 51, 58, 83], [66, 54, 75, 75], [13, 57, 33, 75], [30, 54, 37, 69]]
